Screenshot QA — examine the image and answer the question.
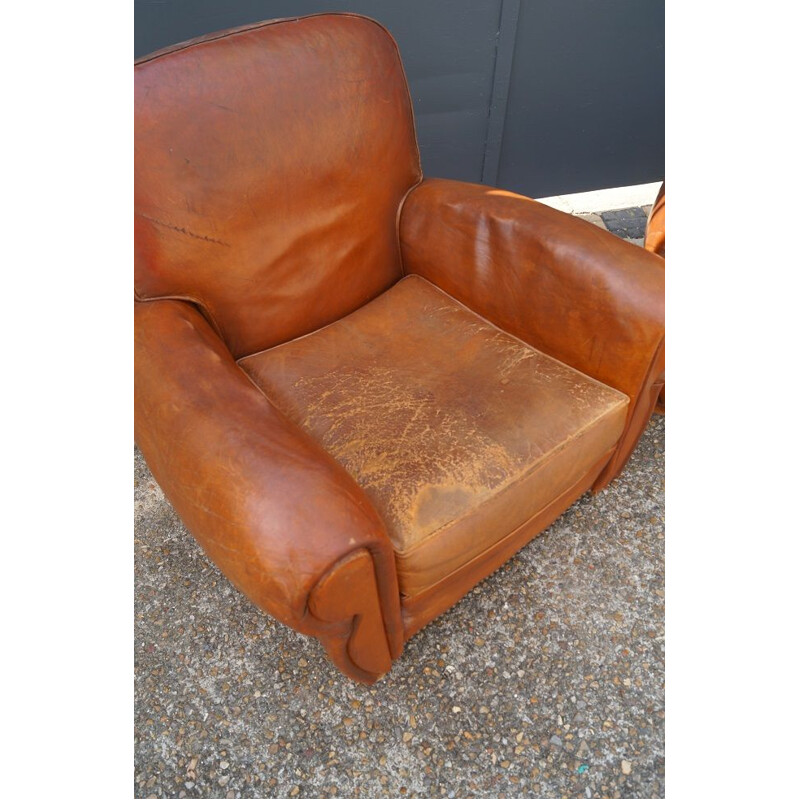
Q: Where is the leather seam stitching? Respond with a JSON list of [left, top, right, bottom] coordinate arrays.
[[396, 178, 424, 279]]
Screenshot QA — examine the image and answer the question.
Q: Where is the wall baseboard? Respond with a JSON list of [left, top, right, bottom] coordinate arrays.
[[536, 181, 663, 214]]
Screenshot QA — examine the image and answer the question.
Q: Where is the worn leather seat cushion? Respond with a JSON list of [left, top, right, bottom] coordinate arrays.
[[240, 275, 629, 597]]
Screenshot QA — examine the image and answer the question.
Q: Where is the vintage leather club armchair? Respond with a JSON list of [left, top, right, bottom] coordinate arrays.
[[135, 13, 665, 684]]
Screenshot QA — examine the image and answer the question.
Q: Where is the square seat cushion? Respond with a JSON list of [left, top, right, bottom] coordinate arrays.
[[240, 275, 629, 598]]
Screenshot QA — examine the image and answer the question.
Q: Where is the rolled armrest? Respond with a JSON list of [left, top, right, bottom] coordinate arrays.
[[135, 299, 403, 679], [399, 178, 665, 486]]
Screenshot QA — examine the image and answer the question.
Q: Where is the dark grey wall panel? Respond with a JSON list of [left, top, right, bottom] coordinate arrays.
[[135, 1, 664, 197], [134, 0, 501, 184], [497, 0, 664, 197]]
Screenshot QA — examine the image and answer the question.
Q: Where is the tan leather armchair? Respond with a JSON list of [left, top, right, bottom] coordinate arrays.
[[135, 13, 665, 684]]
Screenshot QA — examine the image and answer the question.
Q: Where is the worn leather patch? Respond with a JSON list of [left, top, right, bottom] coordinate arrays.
[[241, 276, 628, 596]]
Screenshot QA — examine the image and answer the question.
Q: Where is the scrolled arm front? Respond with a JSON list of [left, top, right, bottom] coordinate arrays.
[[399, 178, 665, 488], [134, 299, 403, 683]]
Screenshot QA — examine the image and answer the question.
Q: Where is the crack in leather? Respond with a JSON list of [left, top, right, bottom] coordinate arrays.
[[136, 212, 231, 246]]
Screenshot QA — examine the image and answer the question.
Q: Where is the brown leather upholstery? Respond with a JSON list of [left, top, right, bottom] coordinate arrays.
[[134, 298, 404, 681], [134, 14, 665, 683], [135, 14, 420, 359], [241, 276, 629, 598], [399, 179, 665, 487]]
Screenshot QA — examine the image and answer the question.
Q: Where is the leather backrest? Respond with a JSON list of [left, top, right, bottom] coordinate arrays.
[[135, 14, 421, 358]]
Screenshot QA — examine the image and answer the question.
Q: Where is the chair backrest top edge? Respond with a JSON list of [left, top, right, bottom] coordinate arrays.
[[135, 12, 395, 68]]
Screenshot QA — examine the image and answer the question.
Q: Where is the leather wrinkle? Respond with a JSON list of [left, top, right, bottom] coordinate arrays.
[[135, 294, 227, 343]]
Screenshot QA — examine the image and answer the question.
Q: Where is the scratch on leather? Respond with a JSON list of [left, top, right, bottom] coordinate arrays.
[[138, 212, 230, 246], [249, 285, 616, 546], [281, 367, 517, 545]]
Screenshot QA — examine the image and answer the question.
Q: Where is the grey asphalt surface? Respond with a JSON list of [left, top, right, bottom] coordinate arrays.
[[134, 213, 665, 799]]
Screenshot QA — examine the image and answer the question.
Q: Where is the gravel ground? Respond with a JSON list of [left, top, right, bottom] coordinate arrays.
[[134, 419, 664, 800], [135, 217, 665, 799]]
